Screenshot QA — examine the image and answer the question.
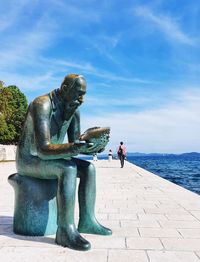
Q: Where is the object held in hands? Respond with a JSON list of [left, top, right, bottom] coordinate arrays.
[[79, 127, 110, 152]]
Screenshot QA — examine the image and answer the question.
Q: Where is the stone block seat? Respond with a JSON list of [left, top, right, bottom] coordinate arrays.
[[8, 174, 58, 236]]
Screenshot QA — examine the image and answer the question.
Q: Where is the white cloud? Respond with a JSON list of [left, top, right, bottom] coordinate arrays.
[[0, 48, 151, 91], [81, 88, 200, 153], [134, 6, 195, 45], [0, 0, 29, 31], [49, 59, 95, 73], [1, 2, 199, 156], [86, 69, 151, 84], [91, 33, 122, 63], [0, 1, 153, 92], [1, 71, 58, 94], [85, 95, 155, 107], [48, 0, 101, 24]]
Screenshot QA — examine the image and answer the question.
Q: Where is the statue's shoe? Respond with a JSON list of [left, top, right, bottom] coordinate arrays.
[[78, 219, 112, 235], [55, 227, 91, 251]]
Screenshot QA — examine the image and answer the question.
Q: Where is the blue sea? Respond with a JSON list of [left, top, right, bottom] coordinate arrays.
[[85, 153, 200, 195], [127, 154, 200, 195]]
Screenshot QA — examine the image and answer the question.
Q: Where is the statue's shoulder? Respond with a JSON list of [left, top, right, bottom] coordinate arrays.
[[32, 94, 51, 113], [33, 94, 49, 105]]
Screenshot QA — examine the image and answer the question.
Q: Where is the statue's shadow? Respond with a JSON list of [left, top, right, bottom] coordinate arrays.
[[0, 215, 56, 246]]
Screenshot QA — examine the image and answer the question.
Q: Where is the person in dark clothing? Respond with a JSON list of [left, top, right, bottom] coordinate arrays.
[[117, 141, 126, 168]]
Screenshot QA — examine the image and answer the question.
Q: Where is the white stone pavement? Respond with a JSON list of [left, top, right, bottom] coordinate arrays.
[[0, 160, 200, 262]]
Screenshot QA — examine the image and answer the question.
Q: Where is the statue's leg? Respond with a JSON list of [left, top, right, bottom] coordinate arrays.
[[17, 157, 90, 251], [73, 158, 112, 235], [54, 160, 91, 251]]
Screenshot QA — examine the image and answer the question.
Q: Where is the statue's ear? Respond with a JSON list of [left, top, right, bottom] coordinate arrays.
[[62, 84, 67, 90], [61, 84, 70, 95]]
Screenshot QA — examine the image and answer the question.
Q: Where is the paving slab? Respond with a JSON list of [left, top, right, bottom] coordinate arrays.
[[0, 160, 200, 262]]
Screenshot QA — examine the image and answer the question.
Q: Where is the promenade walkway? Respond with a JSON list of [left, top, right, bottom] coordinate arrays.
[[0, 160, 200, 262]]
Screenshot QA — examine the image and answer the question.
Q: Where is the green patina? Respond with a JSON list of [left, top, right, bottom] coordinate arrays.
[[8, 74, 111, 251]]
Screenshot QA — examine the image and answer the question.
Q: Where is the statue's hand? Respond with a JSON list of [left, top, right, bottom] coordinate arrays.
[[78, 127, 110, 155], [80, 127, 110, 142], [73, 141, 94, 155], [77, 142, 104, 155]]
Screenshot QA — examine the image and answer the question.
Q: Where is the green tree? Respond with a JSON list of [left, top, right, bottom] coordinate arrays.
[[0, 114, 16, 142], [0, 81, 4, 89], [0, 84, 28, 144]]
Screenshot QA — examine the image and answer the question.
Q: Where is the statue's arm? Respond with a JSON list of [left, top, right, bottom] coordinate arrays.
[[67, 110, 106, 155], [32, 97, 83, 160]]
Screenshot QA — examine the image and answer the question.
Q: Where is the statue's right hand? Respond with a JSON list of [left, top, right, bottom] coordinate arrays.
[[73, 141, 94, 154], [74, 141, 105, 155]]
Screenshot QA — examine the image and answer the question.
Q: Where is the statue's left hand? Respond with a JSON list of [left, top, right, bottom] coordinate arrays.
[[73, 141, 101, 155], [78, 137, 109, 155], [79, 127, 110, 155]]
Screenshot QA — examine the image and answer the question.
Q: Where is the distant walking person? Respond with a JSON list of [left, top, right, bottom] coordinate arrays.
[[108, 149, 112, 161], [117, 142, 126, 168], [93, 153, 98, 161]]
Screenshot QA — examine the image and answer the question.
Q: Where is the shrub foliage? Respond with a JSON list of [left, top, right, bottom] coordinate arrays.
[[0, 83, 28, 144]]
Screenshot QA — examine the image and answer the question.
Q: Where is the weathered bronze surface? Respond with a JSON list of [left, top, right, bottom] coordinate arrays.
[[10, 74, 112, 251], [8, 174, 58, 236]]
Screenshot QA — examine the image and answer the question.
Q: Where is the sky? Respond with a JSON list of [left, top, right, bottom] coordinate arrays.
[[1, 0, 200, 154]]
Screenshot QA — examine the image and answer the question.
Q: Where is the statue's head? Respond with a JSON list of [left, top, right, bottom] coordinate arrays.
[[60, 74, 86, 107]]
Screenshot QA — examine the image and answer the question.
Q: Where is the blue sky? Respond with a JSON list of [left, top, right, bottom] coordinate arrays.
[[1, 0, 200, 153]]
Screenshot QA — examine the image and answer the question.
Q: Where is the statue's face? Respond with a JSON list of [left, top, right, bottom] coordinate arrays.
[[63, 77, 86, 110]]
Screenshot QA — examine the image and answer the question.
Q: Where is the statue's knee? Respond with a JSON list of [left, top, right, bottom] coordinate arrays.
[[87, 162, 95, 175], [56, 160, 77, 178]]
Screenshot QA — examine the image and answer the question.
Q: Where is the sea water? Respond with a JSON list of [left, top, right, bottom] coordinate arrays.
[[128, 154, 200, 195], [84, 154, 200, 195]]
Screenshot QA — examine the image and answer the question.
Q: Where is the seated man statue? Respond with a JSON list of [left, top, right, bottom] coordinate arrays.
[[16, 74, 112, 251]]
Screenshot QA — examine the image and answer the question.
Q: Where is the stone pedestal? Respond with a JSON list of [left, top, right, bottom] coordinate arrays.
[[8, 174, 58, 236]]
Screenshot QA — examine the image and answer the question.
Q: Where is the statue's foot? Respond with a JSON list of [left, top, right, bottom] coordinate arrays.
[[78, 218, 112, 235], [55, 226, 91, 251]]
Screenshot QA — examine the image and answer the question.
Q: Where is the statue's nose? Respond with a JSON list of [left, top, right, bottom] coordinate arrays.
[[79, 95, 84, 103]]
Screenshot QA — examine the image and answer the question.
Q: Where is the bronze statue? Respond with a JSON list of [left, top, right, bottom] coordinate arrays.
[[15, 74, 112, 251]]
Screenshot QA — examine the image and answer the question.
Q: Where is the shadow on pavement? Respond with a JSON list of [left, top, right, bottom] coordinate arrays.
[[0, 215, 56, 246]]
